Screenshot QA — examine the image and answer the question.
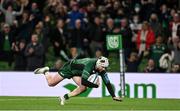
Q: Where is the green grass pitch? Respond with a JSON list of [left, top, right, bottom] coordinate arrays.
[[0, 96, 180, 110]]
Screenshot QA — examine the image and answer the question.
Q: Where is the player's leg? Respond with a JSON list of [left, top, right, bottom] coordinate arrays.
[[59, 76, 87, 105], [44, 72, 64, 87], [67, 76, 87, 97], [34, 67, 64, 87]]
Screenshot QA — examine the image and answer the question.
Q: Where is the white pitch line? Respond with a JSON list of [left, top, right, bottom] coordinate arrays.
[[0, 98, 56, 101], [0, 110, 178, 111]]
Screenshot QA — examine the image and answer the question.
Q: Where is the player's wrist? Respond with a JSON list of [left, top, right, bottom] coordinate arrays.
[[64, 94, 69, 100]]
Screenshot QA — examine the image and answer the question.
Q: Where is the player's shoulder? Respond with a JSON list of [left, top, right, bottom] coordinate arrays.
[[78, 57, 97, 61], [76, 58, 97, 65], [86, 58, 97, 62]]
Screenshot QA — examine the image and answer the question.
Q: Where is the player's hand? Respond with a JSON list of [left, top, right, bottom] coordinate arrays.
[[113, 97, 122, 102]]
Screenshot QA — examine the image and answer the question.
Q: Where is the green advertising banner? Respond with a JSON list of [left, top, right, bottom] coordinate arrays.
[[106, 35, 122, 50]]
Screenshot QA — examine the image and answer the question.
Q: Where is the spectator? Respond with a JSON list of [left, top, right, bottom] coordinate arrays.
[[34, 21, 50, 52], [132, 4, 142, 20], [70, 19, 89, 58], [18, 12, 36, 42], [159, 4, 170, 39], [0, 0, 179, 72], [149, 13, 163, 37], [49, 59, 63, 72], [105, 18, 115, 35], [144, 59, 159, 73], [172, 41, 180, 65], [114, 8, 125, 22], [159, 53, 173, 72], [97, 6, 107, 23], [171, 64, 180, 73], [30, 2, 42, 20], [42, 15, 52, 51], [126, 51, 143, 72], [86, 2, 99, 24], [169, 13, 180, 46], [34, 21, 51, 65], [11, 19, 19, 38], [88, 16, 105, 57], [104, 18, 115, 56], [20, 0, 29, 8], [12, 39, 26, 71], [106, 1, 121, 19], [119, 18, 133, 60], [0, 0, 24, 25], [0, 9, 4, 22], [130, 15, 142, 51], [44, 0, 67, 21], [95, 48, 103, 58], [140, 0, 156, 21], [67, 2, 85, 29], [54, 2, 68, 20], [149, 36, 168, 71], [169, 9, 177, 21], [34, 22, 43, 41], [0, 24, 15, 66], [25, 33, 45, 71], [130, 14, 142, 39], [177, 24, 180, 38], [51, 19, 69, 61], [136, 21, 155, 54]]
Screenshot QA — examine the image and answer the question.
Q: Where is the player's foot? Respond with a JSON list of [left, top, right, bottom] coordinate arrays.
[[34, 67, 49, 74], [58, 96, 65, 105]]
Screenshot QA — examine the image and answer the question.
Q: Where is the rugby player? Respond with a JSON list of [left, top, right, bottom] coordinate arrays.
[[34, 56, 122, 105]]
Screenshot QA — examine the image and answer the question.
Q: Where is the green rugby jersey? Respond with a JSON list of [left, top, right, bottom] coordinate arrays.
[[59, 58, 97, 79], [58, 57, 116, 97], [150, 44, 168, 67]]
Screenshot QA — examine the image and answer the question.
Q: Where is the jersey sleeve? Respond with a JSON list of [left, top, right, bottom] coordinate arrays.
[[81, 62, 99, 88], [100, 71, 110, 84], [81, 62, 94, 80]]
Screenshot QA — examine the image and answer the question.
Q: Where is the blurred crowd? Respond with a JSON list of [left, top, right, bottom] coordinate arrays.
[[0, 0, 179, 72]]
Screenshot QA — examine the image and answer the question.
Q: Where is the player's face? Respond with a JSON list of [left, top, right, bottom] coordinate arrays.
[[96, 66, 105, 72]]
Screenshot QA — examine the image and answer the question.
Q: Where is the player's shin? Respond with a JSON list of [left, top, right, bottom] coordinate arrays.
[[66, 86, 87, 99], [59, 87, 86, 105]]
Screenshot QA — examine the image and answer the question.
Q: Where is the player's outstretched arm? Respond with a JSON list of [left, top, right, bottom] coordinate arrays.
[[100, 71, 122, 101]]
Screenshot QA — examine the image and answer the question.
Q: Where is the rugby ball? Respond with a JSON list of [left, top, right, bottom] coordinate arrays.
[[87, 74, 99, 84]]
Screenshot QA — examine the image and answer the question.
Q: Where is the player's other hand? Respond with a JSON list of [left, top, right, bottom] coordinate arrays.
[[113, 97, 122, 101]]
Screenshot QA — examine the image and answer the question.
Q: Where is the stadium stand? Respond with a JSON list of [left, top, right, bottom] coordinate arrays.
[[0, 0, 179, 72]]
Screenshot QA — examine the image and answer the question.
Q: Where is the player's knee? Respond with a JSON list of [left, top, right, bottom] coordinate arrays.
[[48, 82, 56, 87]]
